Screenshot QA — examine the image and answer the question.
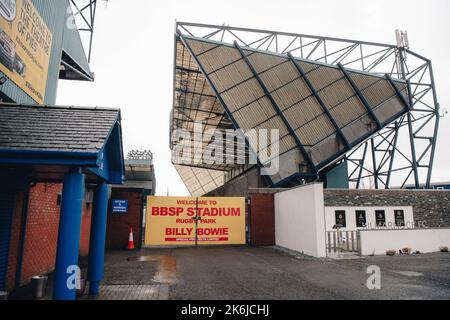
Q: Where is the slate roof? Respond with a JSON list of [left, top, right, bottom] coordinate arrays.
[[0, 104, 120, 154]]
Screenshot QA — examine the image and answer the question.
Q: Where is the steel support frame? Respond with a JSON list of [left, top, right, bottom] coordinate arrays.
[[177, 32, 275, 186], [175, 22, 441, 190], [288, 53, 351, 150], [70, 0, 98, 63], [338, 63, 383, 130], [234, 41, 317, 175]]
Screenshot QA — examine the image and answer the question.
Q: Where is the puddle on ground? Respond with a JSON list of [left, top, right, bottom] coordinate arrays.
[[396, 271, 423, 277], [127, 255, 178, 284]]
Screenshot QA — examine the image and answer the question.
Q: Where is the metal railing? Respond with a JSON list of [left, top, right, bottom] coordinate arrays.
[[326, 230, 360, 254]]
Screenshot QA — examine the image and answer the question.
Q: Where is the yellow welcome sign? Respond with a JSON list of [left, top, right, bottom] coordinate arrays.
[[0, 0, 53, 103], [145, 196, 246, 246]]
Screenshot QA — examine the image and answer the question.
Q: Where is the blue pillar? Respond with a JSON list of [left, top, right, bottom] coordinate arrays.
[[87, 181, 109, 295], [53, 168, 85, 300]]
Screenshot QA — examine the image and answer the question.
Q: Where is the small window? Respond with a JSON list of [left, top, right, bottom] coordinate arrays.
[[394, 210, 405, 227], [375, 210, 386, 227], [57, 194, 62, 206], [335, 210, 346, 228], [355, 210, 366, 228]]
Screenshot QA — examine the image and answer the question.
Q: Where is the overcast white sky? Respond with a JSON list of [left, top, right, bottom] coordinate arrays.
[[56, 0, 450, 196]]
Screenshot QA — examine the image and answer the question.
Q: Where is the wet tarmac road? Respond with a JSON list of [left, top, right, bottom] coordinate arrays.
[[106, 246, 450, 300]]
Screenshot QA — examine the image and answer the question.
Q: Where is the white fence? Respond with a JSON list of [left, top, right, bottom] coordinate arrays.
[[326, 230, 359, 254]]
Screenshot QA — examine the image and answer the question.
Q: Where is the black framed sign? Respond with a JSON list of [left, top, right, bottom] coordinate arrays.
[[394, 210, 405, 227], [335, 210, 346, 228], [375, 210, 386, 227], [355, 210, 366, 228]]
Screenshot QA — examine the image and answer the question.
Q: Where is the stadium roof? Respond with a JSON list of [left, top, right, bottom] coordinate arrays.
[[171, 24, 412, 195]]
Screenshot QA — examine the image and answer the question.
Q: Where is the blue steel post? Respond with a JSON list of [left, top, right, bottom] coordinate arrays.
[[87, 181, 109, 295], [53, 168, 85, 300]]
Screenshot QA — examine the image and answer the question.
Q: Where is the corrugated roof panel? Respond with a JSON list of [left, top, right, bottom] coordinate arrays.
[[317, 78, 355, 109], [295, 114, 335, 146], [187, 40, 218, 56], [360, 79, 396, 109], [189, 40, 242, 74], [373, 96, 406, 124], [246, 51, 287, 73], [234, 103, 274, 129], [220, 78, 265, 112], [349, 72, 380, 90], [209, 59, 253, 93], [174, 165, 225, 196], [271, 78, 311, 110], [283, 96, 324, 128], [259, 61, 299, 90], [329, 96, 367, 128], [297, 60, 319, 73], [302, 64, 343, 90]]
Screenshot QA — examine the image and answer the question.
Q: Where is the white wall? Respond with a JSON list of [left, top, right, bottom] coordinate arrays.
[[359, 228, 450, 255], [274, 183, 326, 257], [325, 206, 414, 231]]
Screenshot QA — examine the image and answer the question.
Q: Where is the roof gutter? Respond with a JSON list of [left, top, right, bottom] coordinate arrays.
[[0, 149, 99, 166]]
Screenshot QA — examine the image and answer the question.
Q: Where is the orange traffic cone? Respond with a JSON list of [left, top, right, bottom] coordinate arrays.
[[127, 227, 135, 250]]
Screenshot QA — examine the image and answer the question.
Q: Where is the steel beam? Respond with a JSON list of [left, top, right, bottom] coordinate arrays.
[[288, 53, 351, 151], [234, 41, 317, 174], [177, 32, 274, 186], [406, 81, 420, 188], [338, 63, 382, 130], [385, 74, 411, 110]]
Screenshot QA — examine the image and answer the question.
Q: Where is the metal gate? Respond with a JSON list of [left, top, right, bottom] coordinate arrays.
[[326, 230, 360, 255], [0, 190, 15, 292]]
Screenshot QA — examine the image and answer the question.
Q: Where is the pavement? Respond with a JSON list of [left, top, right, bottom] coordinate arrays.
[[9, 246, 450, 300]]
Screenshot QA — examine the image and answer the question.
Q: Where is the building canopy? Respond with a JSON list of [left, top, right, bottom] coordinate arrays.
[[171, 25, 411, 195], [0, 104, 125, 184]]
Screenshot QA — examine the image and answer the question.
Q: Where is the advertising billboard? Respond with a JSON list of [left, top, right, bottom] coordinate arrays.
[[0, 0, 53, 103], [145, 196, 246, 246]]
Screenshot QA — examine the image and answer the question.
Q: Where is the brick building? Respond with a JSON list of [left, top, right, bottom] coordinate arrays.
[[0, 105, 125, 299], [0, 1, 126, 301]]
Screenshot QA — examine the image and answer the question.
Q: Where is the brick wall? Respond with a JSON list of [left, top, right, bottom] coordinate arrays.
[[5, 191, 24, 292], [3, 181, 97, 292], [106, 189, 143, 250], [17, 183, 92, 287], [21, 183, 62, 285], [324, 189, 450, 228]]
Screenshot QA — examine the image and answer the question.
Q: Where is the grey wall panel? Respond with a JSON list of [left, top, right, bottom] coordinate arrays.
[[373, 97, 405, 124], [310, 134, 343, 166], [341, 114, 375, 144]]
